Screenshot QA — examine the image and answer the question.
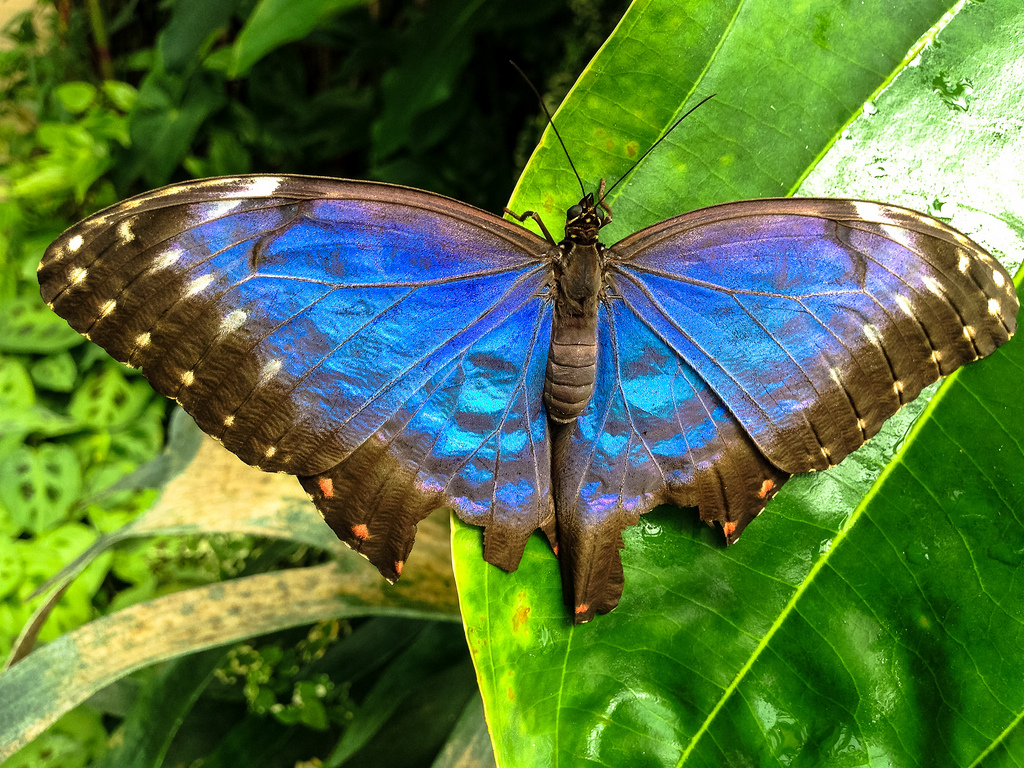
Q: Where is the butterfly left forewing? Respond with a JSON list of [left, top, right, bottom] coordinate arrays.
[[40, 175, 558, 582]]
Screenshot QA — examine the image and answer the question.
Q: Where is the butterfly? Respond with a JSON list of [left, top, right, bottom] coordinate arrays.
[[38, 171, 1018, 623]]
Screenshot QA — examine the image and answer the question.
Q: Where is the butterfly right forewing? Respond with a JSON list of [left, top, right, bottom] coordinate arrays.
[[607, 197, 1017, 475]]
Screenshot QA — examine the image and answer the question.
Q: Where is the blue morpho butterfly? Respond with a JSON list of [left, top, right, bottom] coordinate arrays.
[[39, 106, 1018, 624]]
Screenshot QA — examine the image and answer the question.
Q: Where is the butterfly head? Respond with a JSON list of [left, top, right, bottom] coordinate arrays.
[[564, 191, 610, 245]]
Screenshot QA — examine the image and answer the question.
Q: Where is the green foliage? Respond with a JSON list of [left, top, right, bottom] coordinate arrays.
[[229, 0, 370, 77], [0, 0, 624, 765], [0, 443, 83, 532], [109, 0, 620, 211], [217, 621, 357, 729], [0, 707, 107, 768], [11, 0, 1018, 765], [0, 1, 169, 754], [932, 70, 974, 111]]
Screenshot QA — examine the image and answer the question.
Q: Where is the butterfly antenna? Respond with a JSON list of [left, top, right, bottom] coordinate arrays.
[[510, 61, 587, 197], [600, 93, 717, 201]]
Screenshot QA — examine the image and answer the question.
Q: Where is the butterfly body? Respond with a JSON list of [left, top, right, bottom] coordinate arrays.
[[39, 175, 1018, 623], [541, 192, 608, 424]]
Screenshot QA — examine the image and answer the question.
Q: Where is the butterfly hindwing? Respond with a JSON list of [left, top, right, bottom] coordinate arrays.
[[554, 300, 790, 621], [302, 297, 555, 578], [39, 175, 557, 579], [607, 197, 1018, 475]]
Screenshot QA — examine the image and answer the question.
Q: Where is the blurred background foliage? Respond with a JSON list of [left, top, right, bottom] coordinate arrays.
[[0, 0, 627, 764]]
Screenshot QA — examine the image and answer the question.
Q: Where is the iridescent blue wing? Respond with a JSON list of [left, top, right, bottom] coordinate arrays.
[[554, 301, 790, 620], [611, 198, 1017, 472], [559, 197, 1017, 622], [38, 175, 556, 579]]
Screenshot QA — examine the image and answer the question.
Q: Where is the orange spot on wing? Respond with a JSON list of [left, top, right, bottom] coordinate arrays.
[[394, 560, 404, 577], [351, 524, 369, 541], [318, 477, 334, 498], [552, 542, 559, 557], [758, 479, 774, 499], [574, 603, 589, 615], [723, 521, 738, 538]]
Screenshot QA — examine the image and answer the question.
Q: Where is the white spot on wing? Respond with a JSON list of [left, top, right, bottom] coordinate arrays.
[[136, 332, 151, 347], [879, 223, 911, 246], [922, 276, 943, 296], [993, 269, 1005, 288], [264, 445, 277, 459], [69, 267, 87, 286], [893, 380, 904, 395], [862, 323, 881, 345], [964, 325, 976, 340], [182, 370, 195, 386], [68, 234, 84, 252], [988, 298, 1000, 315], [117, 219, 135, 242], [261, 359, 282, 379], [857, 418, 867, 431], [850, 200, 882, 222], [100, 300, 116, 318], [895, 294, 913, 315], [243, 177, 283, 197], [221, 310, 247, 333], [931, 350, 942, 364], [958, 253, 971, 273], [223, 415, 235, 427], [829, 367, 843, 386], [202, 199, 243, 218], [154, 248, 184, 270], [186, 274, 214, 296]]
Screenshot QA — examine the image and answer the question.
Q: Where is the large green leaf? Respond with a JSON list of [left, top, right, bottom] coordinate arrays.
[[454, 0, 1024, 764]]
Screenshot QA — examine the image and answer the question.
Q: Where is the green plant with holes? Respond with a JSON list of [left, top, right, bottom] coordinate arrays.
[[0, 14, 173, 767], [1, 5, 167, 641]]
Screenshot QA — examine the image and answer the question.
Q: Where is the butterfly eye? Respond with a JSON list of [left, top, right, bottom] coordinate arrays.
[[568, 204, 583, 219]]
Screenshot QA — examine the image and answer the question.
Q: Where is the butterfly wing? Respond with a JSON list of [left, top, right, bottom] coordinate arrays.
[[553, 300, 790, 622], [38, 175, 557, 579], [557, 197, 1017, 622], [608, 198, 1017, 474]]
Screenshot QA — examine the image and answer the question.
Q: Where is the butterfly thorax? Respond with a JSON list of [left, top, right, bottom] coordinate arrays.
[[542, 193, 607, 423]]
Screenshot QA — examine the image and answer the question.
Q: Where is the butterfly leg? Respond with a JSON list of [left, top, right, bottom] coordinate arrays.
[[503, 207, 558, 246]]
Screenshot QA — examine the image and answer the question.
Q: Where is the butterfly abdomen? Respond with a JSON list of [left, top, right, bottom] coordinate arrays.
[[544, 241, 601, 422], [543, 312, 598, 422]]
